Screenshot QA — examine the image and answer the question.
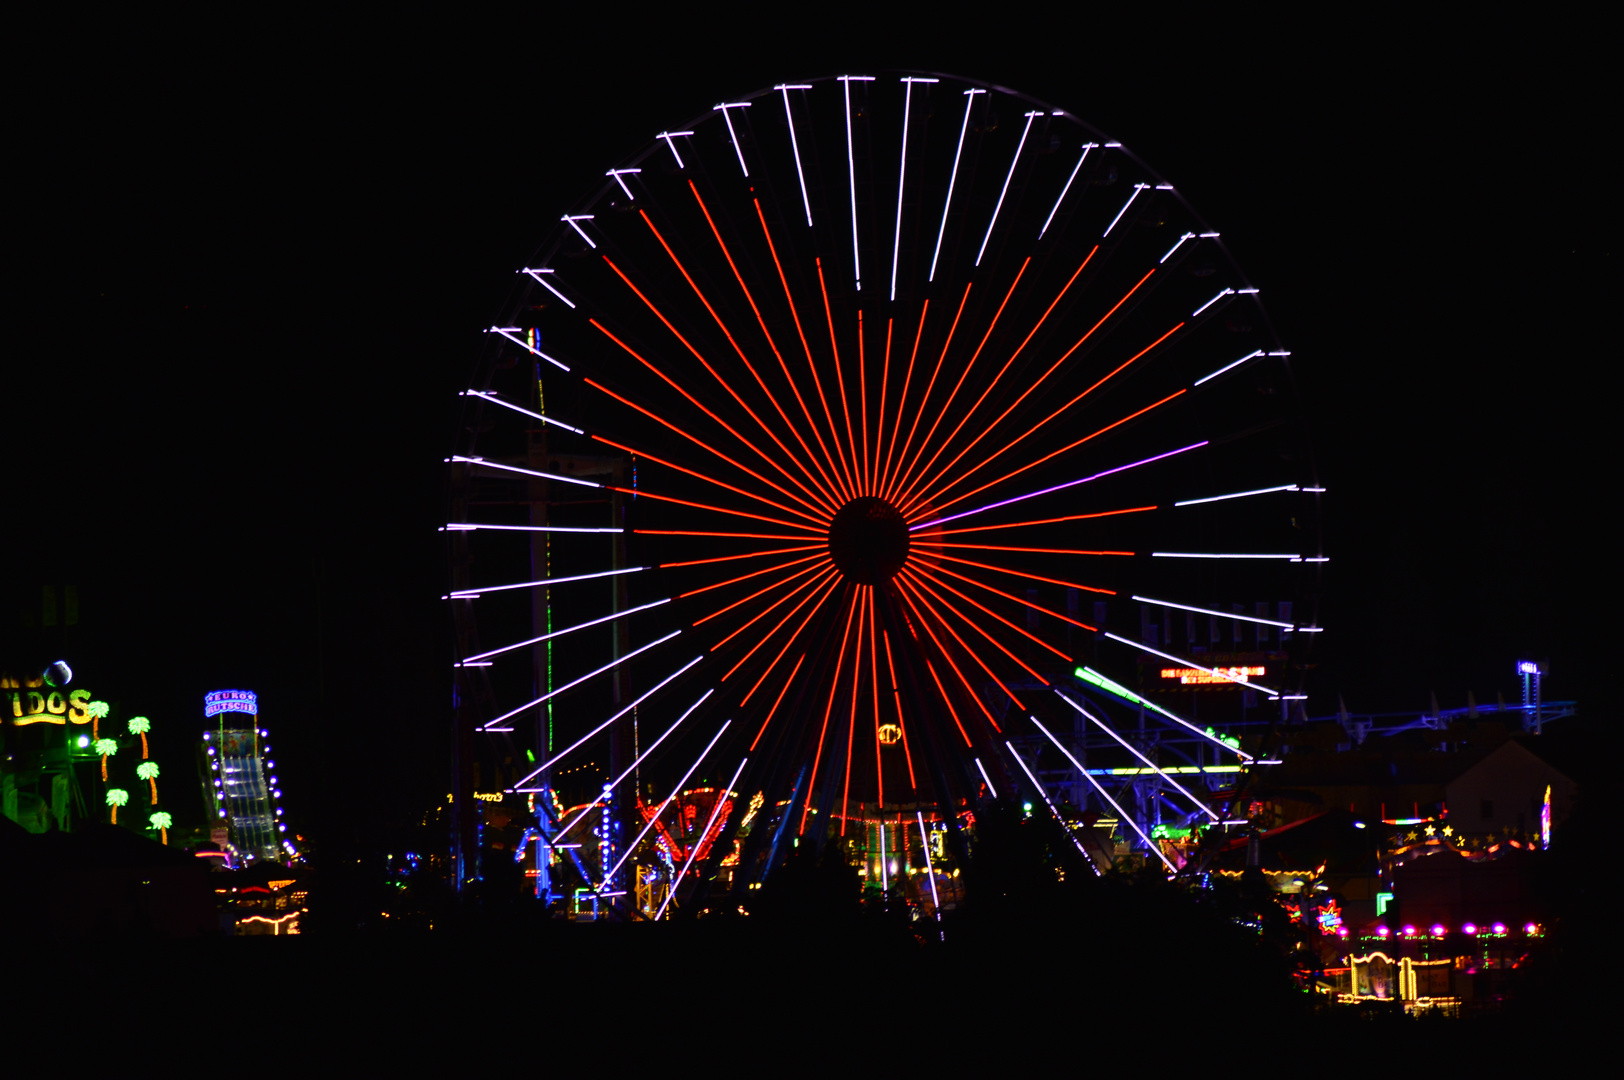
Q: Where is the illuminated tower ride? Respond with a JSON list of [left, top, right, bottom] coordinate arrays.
[[448, 72, 1324, 907], [200, 690, 289, 865]]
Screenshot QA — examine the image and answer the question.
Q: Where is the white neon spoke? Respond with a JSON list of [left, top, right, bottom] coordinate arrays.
[[1193, 348, 1289, 387], [891, 77, 938, 301], [1191, 287, 1234, 317], [1159, 232, 1196, 264], [1173, 483, 1301, 506], [459, 389, 584, 433], [657, 754, 748, 919], [975, 111, 1040, 266], [1130, 595, 1294, 629], [546, 686, 716, 838], [446, 456, 600, 489], [1004, 742, 1097, 871], [462, 598, 672, 663], [1103, 632, 1280, 697], [656, 131, 693, 169], [775, 84, 814, 226], [1102, 183, 1150, 238], [447, 565, 644, 601], [839, 76, 875, 290], [1030, 720, 1177, 873], [1074, 666, 1250, 758], [514, 655, 705, 786], [974, 756, 998, 799], [1053, 693, 1218, 821], [596, 720, 732, 891], [912, 441, 1208, 531], [916, 810, 944, 935], [606, 168, 641, 199], [714, 102, 752, 177], [487, 326, 570, 370], [562, 215, 597, 249], [518, 269, 577, 311], [442, 523, 622, 534], [482, 629, 682, 730], [1039, 143, 1097, 239], [929, 89, 984, 282], [1151, 552, 1302, 560]]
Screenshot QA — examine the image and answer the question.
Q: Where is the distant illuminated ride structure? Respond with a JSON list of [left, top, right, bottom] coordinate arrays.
[[201, 690, 290, 865], [448, 73, 1325, 904]]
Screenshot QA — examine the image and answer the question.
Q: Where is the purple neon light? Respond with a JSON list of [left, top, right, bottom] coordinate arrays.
[[911, 441, 1208, 531]]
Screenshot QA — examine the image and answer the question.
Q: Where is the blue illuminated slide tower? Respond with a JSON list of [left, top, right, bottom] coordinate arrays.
[[200, 690, 286, 865]]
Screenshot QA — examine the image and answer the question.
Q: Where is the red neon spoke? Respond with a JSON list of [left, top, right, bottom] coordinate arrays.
[[592, 435, 829, 528], [815, 258, 861, 498], [906, 563, 1072, 662], [869, 589, 884, 807], [586, 319, 834, 523], [840, 590, 867, 835], [802, 590, 861, 834], [740, 575, 843, 705], [921, 654, 975, 748], [858, 312, 871, 496], [881, 629, 919, 787], [891, 259, 1029, 509], [606, 484, 821, 534], [894, 576, 1014, 723], [896, 250, 1096, 516], [684, 552, 827, 606], [872, 317, 893, 498], [635, 529, 816, 541], [755, 203, 856, 503], [662, 544, 822, 569], [912, 550, 1113, 595], [912, 321, 1184, 515], [920, 387, 1187, 518], [902, 569, 1052, 684], [717, 565, 839, 673], [750, 652, 807, 752], [624, 219, 842, 516], [907, 559, 1095, 630], [689, 184, 848, 510], [929, 505, 1157, 536], [879, 302, 929, 501], [883, 285, 972, 503], [913, 542, 1132, 556], [690, 558, 831, 631]]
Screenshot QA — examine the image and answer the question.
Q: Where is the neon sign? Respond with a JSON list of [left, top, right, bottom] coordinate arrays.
[[4, 674, 92, 725], [877, 723, 902, 745], [1318, 899, 1344, 935], [204, 689, 258, 717], [1160, 665, 1265, 685]]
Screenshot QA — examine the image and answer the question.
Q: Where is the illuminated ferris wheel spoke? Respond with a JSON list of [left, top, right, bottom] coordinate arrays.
[[459, 390, 584, 434], [446, 456, 600, 489], [737, 576, 843, 703], [881, 630, 920, 787], [868, 317, 893, 495], [629, 212, 842, 515], [891, 77, 937, 301], [921, 387, 1189, 518], [909, 559, 1096, 630], [877, 302, 928, 500], [1038, 142, 1099, 239], [839, 594, 868, 834], [929, 88, 984, 283], [683, 553, 829, 610], [905, 564, 1071, 662], [815, 260, 864, 494], [1173, 483, 1320, 507], [481, 630, 684, 732], [1075, 665, 1253, 759], [443, 523, 623, 534], [1030, 717, 1178, 873], [658, 754, 750, 919], [606, 483, 825, 534], [656, 130, 693, 168], [1102, 632, 1280, 697], [800, 591, 862, 834], [1192, 347, 1289, 387], [975, 110, 1041, 267], [518, 268, 578, 311], [896, 575, 1025, 712], [461, 597, 674, 664], [748, 651, 806, 751], [446, 565, 646, 601], [713, 101, 753, 177], [1004, 743, 1098, 871], [1053, 691, 1220, 822], [591, 434, 830, 527], [915, 551, 1112, 596], [930, 504, 1156, 536], [921, 655, 975, 748], [900, 569, 1051, 685], [868, 590, 885, 807], [514, 655, 708, 786], [488, 326, 570, 370], [1130, 595, 1296, 629], [882, 284, 972, 502], [774, 84, 814, 226], [912, 439, 1207, 532], [918, 541, 1131, 558], [661, 544, 823, 571], [596, 719, 733, 892], [838, 75, 875, 291], [710, 564, 838, 654]]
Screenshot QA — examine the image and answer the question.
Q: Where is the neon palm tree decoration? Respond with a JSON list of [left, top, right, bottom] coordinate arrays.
[[137, 760, 160, 804], [87, 699, 109, 740], [128, 716, 151, 758], [106, 788, 129, 824], [94, 738, 119, 780], [149, 810, 173, 845]]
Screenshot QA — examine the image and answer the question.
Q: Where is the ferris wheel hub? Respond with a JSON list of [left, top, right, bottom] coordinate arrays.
[[828, 497, 910, 585]]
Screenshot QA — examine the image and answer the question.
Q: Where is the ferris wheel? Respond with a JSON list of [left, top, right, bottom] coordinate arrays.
[[446, 72, 1324, 910]]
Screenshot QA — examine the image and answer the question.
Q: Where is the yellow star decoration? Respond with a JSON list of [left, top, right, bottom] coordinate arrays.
[[1442, 825, 1453, 837], [1406, 831, 1418, 841], [1424, 825, 1436, 836]]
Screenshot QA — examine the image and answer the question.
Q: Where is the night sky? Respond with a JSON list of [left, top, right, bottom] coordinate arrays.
[[8, 11, 1604, 849]]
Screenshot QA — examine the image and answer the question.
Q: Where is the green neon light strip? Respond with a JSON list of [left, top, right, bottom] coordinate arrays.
[[1075, 666, 1244, 751]]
